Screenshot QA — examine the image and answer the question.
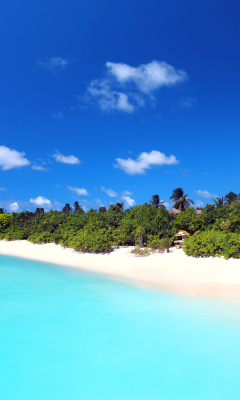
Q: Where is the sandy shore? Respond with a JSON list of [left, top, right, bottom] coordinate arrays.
[[1, 240, 240, 303]]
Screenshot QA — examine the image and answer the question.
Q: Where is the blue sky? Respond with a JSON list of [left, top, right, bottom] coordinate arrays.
[[1, 0, 240, 212]]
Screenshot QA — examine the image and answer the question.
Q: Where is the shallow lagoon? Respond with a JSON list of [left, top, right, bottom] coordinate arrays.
[[1, 255, 240, 400]]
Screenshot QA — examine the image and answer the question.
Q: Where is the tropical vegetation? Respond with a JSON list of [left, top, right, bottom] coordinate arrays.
[[0, 188, 240, 258]]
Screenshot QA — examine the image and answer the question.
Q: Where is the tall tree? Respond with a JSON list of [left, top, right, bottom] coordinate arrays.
[[62, 203, 72, 213], [73, 201, 82, 213], [35, 208, 45, 213], [116, 202, 124, 209], [224, 192, 238, 205], [213, 197, 224, 208], [170, 188, 194, 211], [136, 226, 145, 247], [149, 194, 165, 208]]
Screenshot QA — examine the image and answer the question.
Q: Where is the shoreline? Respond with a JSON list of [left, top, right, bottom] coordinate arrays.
[[1, 240, 240, 303]]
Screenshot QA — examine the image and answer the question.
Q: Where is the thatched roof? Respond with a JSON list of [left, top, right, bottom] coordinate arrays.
[[168, 207, 181, 214]]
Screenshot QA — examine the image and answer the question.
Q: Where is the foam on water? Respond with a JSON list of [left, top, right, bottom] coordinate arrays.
[[1, 254, 240, 400]]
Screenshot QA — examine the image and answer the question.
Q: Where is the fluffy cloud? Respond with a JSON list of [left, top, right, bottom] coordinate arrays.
[[9, 202, 19, 212], [38, 57, 68, 70], [122, 196, 135, 207], [194, 190, 218, 198], [0, 187, 6, 191], [30, 196, 51, 206], [121, 190, 133, 196], [68, 186, 89, 196], [53, 152, 81, 165], [195, 200, 204, 208], [0, 145, 30, 170], [101, 186, 118, 197], [87, 80, 134, 113], [85, 60, 187, 113], [115, 150, 179, 175], [106, 60, 187, 93], [32, 164, 48, 171]]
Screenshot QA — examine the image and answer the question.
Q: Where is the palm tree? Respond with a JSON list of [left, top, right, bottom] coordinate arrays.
[[213, 197, 224, 208], [73, 201, 82, 213], [116, 202, 124, 209], [224, 191, 238, 205], [35, 207, 45, 213], [149, 194, 165, 208], [170, 187, 194, 211], [62, 203, 72, 213]]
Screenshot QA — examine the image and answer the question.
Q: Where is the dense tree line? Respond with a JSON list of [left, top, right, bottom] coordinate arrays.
[[0, 189, 240, 257]]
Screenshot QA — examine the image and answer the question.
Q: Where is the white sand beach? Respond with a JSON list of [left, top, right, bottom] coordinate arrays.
[[1, 240, 240, 303]]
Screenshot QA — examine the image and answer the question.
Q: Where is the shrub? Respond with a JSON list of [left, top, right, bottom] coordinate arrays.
[[130, 247, 150, 256], [184, 231, 240, 259], [147, 240, 164, 252], [67, 227, 113, 253]]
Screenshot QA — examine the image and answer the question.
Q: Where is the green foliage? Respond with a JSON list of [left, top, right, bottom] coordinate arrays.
[[0, 214, 11, 235], [224, 191, 238, 205], [67, 225, 113, 253], [175, 207, 204, 234], [130, 247, 150, 256], [160, 237, 172, 252], [184, 231, 240, 259], [2, 195, 240, 258], [149, 194, 165, 209]]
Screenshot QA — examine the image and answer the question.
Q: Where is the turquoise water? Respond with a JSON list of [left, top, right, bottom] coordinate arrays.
[[1, 255, 240, 400]]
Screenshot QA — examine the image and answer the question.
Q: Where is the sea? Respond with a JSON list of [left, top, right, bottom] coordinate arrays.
[[1, 254, 240, 400]]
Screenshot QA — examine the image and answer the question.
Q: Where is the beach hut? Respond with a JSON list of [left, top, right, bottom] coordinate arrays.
[[168, 207, 181, 214], [174, 230, 189, 247], [175, 231, 189, 240]]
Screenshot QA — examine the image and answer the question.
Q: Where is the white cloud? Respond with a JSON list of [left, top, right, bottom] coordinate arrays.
[[9, 202, 19, 212], [195, 200, 204, 208], [30, 196, 51, 206], [194, 190, 218, 199], [121, 190, 133, 196], [38, 57, 68, 70], [115, 150, 179, 175], [101, 186, 118, 197], [163, 201, 171, 209], [32, 164, 48, 171], [122, 196, 135, 207], [0, 187, 6, 191], [87, 80, 134, 113], [85, 60, 187, 113], [53, 152, 81, 165], [0, 146, 30, 170], [106, 60, 187, 93], [68, 186, 89, 196]]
